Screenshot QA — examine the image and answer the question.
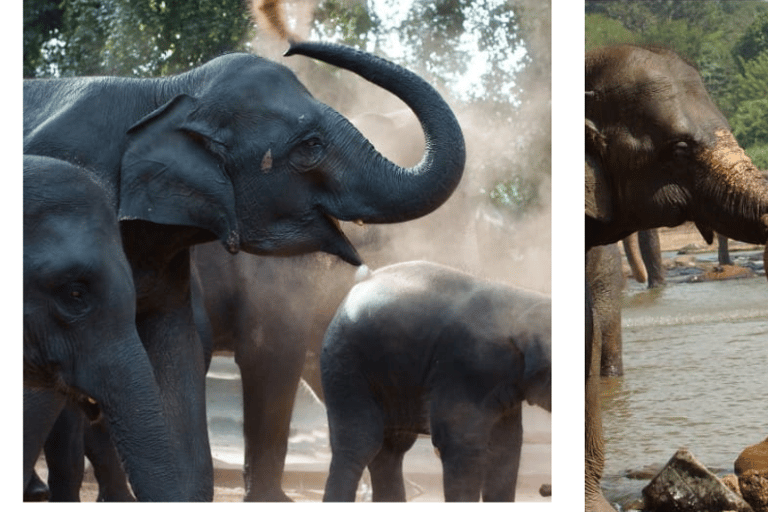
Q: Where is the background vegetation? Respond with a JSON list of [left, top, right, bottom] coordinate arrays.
[[586, 0, 768, 169]]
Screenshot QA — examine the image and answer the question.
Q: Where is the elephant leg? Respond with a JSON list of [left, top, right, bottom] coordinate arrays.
[[136, 307, 212, 501], [323, 384, 384, 502], [586, 282, 617, 512], [717, 233, 732, 266], [235, 332, 306, 502], [639, 229, 665, 288], [368, 431, 418, 502], [24, 470, 50, 501], [23, 387, 65, 500], [482, 405, 523, 502], [44, 401, 86, 502], [430, 401, 489, 502], [83, 416, 135, 501]]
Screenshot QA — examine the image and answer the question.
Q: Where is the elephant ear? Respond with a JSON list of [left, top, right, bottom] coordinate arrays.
[[585, 118, 612, 222], [119, 94, 239, 252]]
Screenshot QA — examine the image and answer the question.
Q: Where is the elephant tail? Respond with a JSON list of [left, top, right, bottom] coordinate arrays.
[[354, 264, 372, 283]]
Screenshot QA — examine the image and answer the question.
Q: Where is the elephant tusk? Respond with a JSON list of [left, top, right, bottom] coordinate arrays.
[[261, 149, 273, 172]]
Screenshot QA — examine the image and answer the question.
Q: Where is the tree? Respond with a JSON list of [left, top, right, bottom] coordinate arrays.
[[24, 0, 254, 77]]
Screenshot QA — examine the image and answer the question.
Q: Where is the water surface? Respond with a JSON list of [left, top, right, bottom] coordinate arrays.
[[601, 267, 767, 508]]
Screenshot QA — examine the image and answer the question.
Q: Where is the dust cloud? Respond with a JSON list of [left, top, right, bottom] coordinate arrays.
[[249, 0, 552, 296]]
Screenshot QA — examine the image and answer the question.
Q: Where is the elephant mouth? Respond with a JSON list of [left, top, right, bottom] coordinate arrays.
[[322, 212, 363, 266]]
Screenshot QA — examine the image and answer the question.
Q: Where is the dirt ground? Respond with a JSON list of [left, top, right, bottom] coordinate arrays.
[[32, 379, 551, 503], [33, 407, 551, 502]]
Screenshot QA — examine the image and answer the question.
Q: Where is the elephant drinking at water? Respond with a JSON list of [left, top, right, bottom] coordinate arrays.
[[23, 41, 466, 500], [584, 44, 768, 511]]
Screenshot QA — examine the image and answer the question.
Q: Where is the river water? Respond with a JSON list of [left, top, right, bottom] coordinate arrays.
[[601, 250, 767, 509]]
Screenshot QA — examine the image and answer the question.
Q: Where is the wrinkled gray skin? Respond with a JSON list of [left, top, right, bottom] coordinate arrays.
[[585, 45, 768, 512], [321, 261, 551, 502], [592, 230, 665, 378], [23, 155, 180, 501], [24, 42, 465, 500], [586, 244, 624, 378]]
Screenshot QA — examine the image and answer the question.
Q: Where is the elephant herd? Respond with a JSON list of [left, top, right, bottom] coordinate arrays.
[[23, 39, 768, 506], [23, 40, 551, 502]]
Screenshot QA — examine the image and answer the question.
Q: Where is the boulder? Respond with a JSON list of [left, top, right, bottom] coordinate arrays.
[[736, 437, 768, 476], [642, 448, 753, 512], [739, 470, 768, 512], [723, 473, 743, 496], [736, 437, 768, 512]]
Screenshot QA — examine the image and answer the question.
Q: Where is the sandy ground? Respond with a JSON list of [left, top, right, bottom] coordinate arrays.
[[33, 370, 551, 503]]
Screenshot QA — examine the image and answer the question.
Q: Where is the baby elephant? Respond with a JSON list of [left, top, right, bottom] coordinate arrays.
[[23, 155, 179, 501], [321, 261, 551, 502]]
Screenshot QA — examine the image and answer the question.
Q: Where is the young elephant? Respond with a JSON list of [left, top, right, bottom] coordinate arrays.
[[320, 261, 551, 502], [23, 155, 179, 501]]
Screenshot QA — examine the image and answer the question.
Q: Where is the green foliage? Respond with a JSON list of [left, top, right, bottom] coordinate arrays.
[[745, 144, 768, 171], [23, 0, 64, 77], [489, 174, 541, 216], [584, 0, 768, 153], [731, 51, 768, 105], [313, 0, 378, 49], [585, 13, 638, 51], [25, 0, 254, 77], [733, 11, 768, 72], [731, 98, 768, 150]]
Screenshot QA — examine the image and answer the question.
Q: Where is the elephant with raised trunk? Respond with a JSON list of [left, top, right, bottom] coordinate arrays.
[[24, 41, 465, 500], [585, 45, 768, 511], [23, 155, 180, 501], [321, 261, 551, 502]]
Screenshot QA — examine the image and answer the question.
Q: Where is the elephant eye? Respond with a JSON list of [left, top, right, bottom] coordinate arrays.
[[672, 140, 692, 160], [289, 137, 324, 171], [56, 282, 91, 318]]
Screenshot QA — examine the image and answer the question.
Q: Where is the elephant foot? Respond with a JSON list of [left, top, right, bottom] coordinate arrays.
[[24, 472, 50, 502], [243, 487, 294, 502]]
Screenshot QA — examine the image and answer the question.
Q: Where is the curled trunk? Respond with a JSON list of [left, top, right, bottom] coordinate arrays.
[[285, 41, 466, 223]]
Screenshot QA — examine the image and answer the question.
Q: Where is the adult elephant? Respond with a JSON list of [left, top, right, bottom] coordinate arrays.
[[24, 41, 466, 501], [23, 155, 180, 501], [584, 45, 768, 511]]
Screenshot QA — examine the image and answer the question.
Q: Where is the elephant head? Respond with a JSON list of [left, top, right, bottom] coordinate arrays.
[[23, 156, 180, 501], [585, 45, 768, 250], [118, 41, 466, 265]]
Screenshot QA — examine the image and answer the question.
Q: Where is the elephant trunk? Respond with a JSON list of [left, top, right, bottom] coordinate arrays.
[[78, 333, 182, 501], [622, 234, 647, 283], [695, 130, 768, 246], [285, 41, 466, 223]]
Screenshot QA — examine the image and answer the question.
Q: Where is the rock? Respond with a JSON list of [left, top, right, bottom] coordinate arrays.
[[735, 438, 768, 511], [538, 483, 551, 497], [736, 437, 768, 476], [625, 464, 664, 480], [739, 470, 768, 512], [722, 474, 743, 496], [642, 448, 753, 512], [697, 264, 754, 281]]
